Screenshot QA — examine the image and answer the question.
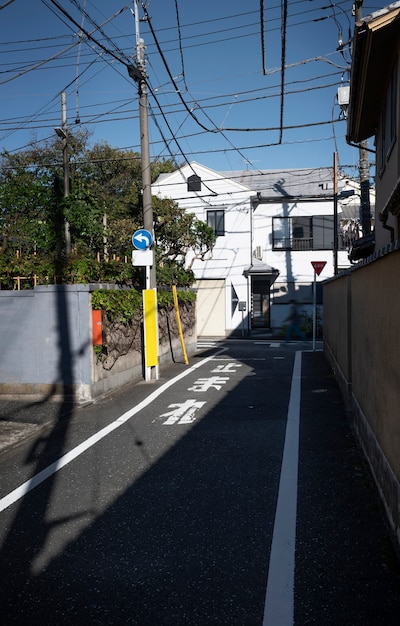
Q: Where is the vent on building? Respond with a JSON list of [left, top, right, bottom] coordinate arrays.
[[253, 246, 263, 260], [318, 182, 332, 191], [187, 174, 201, 192]]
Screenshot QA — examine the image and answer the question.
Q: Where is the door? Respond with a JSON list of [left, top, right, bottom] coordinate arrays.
[[195, 279, 226, 337], [251, 277, 271, 328]]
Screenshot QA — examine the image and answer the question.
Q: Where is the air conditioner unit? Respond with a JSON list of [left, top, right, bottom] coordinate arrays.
[[253, 246, 262, 260]]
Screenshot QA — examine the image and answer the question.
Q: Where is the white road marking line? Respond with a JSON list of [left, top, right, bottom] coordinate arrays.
[[263, 350, 302, 626], [160, 399, 207, 425], [0, 349, 226, 513]]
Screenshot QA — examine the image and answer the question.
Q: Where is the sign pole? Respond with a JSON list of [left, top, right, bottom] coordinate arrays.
[[310, 261, 327, 351], [143, 288, 159, 381], [132, 228, 158, 380], [313, 268, 317, 351]]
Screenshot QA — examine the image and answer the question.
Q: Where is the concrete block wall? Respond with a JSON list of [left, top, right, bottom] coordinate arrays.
[[0, 285, 92, 400], [0, 285, 196, 403], [323, 245, 400, 547]]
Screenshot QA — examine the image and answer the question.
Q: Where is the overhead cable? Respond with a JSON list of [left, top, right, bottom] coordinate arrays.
[[279, 0, 288, 144], [43, 0, 132, 67], [140, 2, 216, 134], [0, 0, 16, 9], [174, 0, 188, 91]]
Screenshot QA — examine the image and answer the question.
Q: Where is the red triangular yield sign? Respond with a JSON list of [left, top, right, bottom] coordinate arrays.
[[311, 261, 327, 276]]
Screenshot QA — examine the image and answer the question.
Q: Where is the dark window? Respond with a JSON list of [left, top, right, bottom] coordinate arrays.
[[187, 174, 202, 192], [272, 216, 334, 250], [378, 61, 397, 173], [387, 63, 397, 155], [207, 209, 225, 236]]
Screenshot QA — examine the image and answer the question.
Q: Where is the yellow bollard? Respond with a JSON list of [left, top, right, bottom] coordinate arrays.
[[172, 285, 189, 365]]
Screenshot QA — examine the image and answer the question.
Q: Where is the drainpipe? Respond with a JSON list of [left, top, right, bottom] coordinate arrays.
[[378, 212, 395, 242], [333, 152, 338, 275], [353, 1, 372, 237]]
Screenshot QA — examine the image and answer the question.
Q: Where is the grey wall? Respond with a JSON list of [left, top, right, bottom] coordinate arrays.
[[323, 244, 400, 548], [0, 285, 92, 400], [0, 284, 197, 403]]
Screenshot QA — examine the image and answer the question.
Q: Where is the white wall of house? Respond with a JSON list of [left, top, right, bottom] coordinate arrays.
[[152, 162, 358, 337], [252, 199, 340, 331], [152, 163, 254, 336], [194, 279, 226, 336]]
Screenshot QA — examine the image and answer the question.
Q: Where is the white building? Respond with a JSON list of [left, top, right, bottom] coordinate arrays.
[[152, 162, 372, 337]]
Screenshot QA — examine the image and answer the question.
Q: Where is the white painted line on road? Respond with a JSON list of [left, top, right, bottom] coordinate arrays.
[[0, 349, 226, 514], [263, 350, 302, 626]]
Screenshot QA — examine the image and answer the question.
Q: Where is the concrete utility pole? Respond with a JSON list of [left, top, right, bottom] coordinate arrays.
[[333, 151, 338, 275], [55, 91, 71, 256], [353, 0, 371, 236], [129, 0, 156, 289], [129, 1, 159, 383]]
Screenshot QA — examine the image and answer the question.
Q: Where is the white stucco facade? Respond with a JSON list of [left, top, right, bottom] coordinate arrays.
[[152, 162, 368, 337]]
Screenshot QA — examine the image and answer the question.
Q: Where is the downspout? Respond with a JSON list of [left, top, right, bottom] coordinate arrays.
[[247, 196, 257, 336], [378, 211, 395, 242]]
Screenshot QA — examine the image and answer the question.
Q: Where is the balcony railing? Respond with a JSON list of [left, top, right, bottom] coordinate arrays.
[[272, 237, 314, 251], [272, 235, 354, 251]]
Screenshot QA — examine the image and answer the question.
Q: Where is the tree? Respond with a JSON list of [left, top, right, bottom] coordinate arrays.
[[0, 136, 212, 287], [152, 196, 216, 285], [0, 151, 58, 255], [153, 195, 215, 264]]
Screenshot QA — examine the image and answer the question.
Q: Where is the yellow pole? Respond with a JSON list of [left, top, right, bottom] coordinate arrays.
[[172, 285, 189, 365], [143, 288, 159, 380]]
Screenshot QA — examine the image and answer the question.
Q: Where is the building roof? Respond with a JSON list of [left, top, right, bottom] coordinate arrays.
[[218, 167, 337, 200], [154, 163, 354, 203], [243, 258, 280, 279], [347, 1, 400, 143]]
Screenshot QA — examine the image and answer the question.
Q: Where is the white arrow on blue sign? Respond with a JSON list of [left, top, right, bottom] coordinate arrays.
[[132, 229, 153, 250]]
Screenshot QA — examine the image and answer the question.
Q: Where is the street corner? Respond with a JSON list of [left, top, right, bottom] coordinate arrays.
[[0, 420, 38, 455]]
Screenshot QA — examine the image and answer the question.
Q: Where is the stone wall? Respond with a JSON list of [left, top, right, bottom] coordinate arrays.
[[0, 284, 196, 402], [323, 245, 400, 547]]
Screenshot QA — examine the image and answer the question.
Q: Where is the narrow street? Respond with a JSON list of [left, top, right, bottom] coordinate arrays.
[[0, 341, 399, 625]]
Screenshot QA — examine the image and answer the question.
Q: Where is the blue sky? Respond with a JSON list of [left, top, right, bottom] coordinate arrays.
[[0, 1, 384, 180]]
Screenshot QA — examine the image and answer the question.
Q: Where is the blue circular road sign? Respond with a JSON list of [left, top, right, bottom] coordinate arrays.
[[132, 229, 153, 250]]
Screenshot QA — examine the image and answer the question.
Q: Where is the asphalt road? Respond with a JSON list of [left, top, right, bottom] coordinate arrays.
[[0, 341, 399, 625]]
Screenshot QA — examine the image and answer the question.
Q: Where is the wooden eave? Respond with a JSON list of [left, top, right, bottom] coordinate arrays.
[[347, 6, 400, 144]]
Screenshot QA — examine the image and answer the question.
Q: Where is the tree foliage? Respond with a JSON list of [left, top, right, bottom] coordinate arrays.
[[0, 134, 214, 288]]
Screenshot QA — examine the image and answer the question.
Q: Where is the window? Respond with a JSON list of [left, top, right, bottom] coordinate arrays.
[[272, 216, 334, 250], [187, 174, 201, 192], [207, 209, 225, 236], [378, 61, 398, 173], [387, 63, 397, 154]]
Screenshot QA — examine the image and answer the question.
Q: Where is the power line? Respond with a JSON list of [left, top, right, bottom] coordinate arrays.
[[279, 0, 288, 144], [173, 0, 188, 91], [0, 0, 16, 9], [140, 3, 215, 135], [41, 0, 131, 67], [0, 0, 359, 172]]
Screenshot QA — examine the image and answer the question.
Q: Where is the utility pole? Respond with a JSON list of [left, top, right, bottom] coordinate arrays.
[[55, 91, 71, 256], [353, 0, 371, 236], [129, 0, 156, 289], [333, 151, 338, 275], [129, 1, 159, 382]]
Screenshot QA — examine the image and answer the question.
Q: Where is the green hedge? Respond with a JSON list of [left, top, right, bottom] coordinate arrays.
[[91, 288, 196, 323]]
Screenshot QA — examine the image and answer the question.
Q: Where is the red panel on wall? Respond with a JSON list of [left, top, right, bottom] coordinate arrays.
[[92, 310, 104, 345]]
